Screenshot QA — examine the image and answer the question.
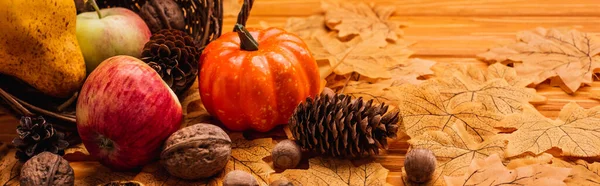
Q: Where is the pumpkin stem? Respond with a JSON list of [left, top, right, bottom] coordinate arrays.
[[235, 24, 259, 51]]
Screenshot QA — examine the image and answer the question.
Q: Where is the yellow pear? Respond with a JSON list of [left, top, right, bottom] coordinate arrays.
[[0, 0, 86, 98]]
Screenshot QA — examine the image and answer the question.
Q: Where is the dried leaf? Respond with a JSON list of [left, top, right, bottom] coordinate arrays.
[[478, 27, 600, 93], [397, 84, 504, 141], [428, 71, 545, 115], [180, 82, 213, 127], [63, 143, 94, 162], [436, 63, 532, 88], [223, 0, 243, 17], [271, 157, 389, 186], [133, 133, 274, 186], [382, 58, 436, 86], [284, 15, 327, 40], [498, 102, 600, 158], [444, 154, 571, 186], [505, 153, 554, 169], [71, 161, 137, 186], [322, 0, 402, 42], [0, 147, 20, 186], [407, 122, 507, 186], [551, 158, 600, 185]]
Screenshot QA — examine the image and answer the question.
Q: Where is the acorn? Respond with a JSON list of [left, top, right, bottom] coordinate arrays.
[[272, 140, 302, 170], [404, 148, 436, 183], [223, 170, 259, 186]]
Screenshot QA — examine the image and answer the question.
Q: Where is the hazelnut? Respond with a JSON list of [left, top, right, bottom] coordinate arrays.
[[101, 180, 145, 186], [272, 139, 302, 170], [404, 148, 436, 183], [139, 0, 186, 33], [160, 123, 232, 180], [20, 152, 74, 186], [270, 179, 294, 186], [223, 170, 259, 186]]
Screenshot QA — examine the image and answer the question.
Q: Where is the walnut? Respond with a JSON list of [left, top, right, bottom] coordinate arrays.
[[160, 123, 232, 180], [139, 0, 186, 33], [404, 148, 436, 183], [270, 179, 294, 186], [20, 152, 74, 186], [223, 170, 259, 186], [272, 139, 302, 170]]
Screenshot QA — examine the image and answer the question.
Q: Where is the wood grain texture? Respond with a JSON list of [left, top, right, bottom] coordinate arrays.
[[2, 0, 600, 185]]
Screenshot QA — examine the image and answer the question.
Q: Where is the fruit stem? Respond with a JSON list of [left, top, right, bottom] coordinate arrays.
[[234, 0, 255, 29], [89, 0, 102, 19], [235, 24, 259, 51]]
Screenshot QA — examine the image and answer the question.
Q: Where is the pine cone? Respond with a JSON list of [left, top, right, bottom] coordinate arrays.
[[12, 116, 69, 162], [141, 29, 200, 95], [289, 93, 400, 158]]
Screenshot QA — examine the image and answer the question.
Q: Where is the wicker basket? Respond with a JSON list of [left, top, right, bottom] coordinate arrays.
[[0, 0, 223, 143]]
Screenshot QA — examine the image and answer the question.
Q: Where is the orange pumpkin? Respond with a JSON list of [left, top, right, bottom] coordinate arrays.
[[198, 24, 320, 132]]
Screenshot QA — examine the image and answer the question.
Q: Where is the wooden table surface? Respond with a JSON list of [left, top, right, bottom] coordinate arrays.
[[2, 0, 600, 185]]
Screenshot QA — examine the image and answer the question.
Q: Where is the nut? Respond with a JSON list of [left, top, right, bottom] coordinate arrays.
[[160, 123, 232, 180], [139, 0, 186, 33], [404, 148, 436, 183], [272, 139, 302, 170], [20, 152, 74, 186], [270, 179, 294, 186], [223, 170, 259, 186]]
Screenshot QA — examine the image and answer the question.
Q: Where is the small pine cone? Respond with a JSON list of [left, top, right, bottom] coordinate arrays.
[[289, 93, 400, 158], [12, 116, 69, 162], [141, 29, 200, 95]]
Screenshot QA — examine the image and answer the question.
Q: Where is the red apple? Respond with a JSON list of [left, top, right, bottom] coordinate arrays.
[[76, 55, 183, 171]]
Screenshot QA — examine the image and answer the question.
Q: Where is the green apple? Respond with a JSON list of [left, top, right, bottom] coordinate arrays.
[[76, 2, 151, 74]]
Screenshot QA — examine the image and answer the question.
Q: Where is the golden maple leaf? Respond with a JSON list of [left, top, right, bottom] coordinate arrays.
[[71, 161, 137, 186], [498, 102, 600, 158], [477, 27, 600, 93], [271, 157, 389, 186], [397, 84, 504, 141], [428, 70, 545, 115], [133, 133, 274, 186], [0, 146, 20, 186], [444, 154, 571, 186], [551, 158, 600, 185], [322, 0, 402, 42], [407, 123, 507, 186], [435, 63, 532, 88], [505, 153, 553, 169]]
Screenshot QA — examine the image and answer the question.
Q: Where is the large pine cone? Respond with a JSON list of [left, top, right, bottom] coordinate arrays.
[[141, 29, 200, 95], [12, 116, 69, 162], [289, 92, 400, 158]]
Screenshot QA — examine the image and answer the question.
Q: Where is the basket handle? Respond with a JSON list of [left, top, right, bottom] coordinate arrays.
[[234, 0, 255, 30]]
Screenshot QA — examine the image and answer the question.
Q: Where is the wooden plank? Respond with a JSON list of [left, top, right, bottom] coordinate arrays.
[[243, 0, 600, 17], [225, 16, 600, 57]]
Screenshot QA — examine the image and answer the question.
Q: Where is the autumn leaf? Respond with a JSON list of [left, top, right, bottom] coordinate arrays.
[[498, 102, 600, 158], [477, 27, 600, 93], [322, 0, 402, 42], [444, 154, 571, 186], [271, 157, 389, 186], [551, 158, 600, 185], [71, 161, 137, 186], [180, 81, 213, 127], [133, 133, 274, 186], [63, 143, 95, 162], [505, 153, 553, 169], [407, 122, 506, 186], [435, 63, 532, 88], [284, 15, 327, 41], [428, 70, 545, 115], [397, 84, 504, 141], [0, 147, 20, 186]]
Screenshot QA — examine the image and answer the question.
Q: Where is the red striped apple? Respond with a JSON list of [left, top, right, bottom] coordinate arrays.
[[76, 55, 183, 171]]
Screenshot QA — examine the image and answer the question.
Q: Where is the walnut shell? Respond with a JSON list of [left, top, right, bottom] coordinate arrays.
[[20, 152, 74, 186], [160, 123, 232, 180], [223, 170, 259, 186], [404, 148, 436, 183], [139, 0, 186, 33], [272, 140, 302, 170]]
